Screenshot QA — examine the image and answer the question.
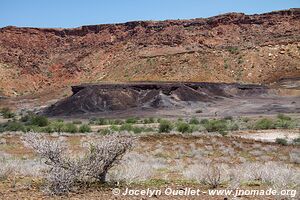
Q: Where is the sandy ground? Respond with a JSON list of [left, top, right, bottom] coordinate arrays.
[[233, 129, 300, 142], [36, 95, 299, 120], [0, 133, 299, 199]]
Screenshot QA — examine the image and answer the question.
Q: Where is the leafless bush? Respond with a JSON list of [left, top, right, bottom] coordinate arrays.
[[235, 162, 300, 186], [241, 162, 300, 200], [184, 161, 300, 192], [205, 163, 228, 188], [238, 162, 266, 181], [0, 151, 45, 180], [0, 162, 12, 180], [183, 162, 230, 188], [22, 132, 134, 195], [108, 153, 155, 184]]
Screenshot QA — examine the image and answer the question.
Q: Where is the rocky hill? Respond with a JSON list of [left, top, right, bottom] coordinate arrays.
[[1, 8, 300, 97], [43, 82, 268, 116]]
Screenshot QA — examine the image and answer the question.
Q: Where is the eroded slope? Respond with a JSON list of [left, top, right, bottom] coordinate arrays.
[[0, 9, 300, 96]]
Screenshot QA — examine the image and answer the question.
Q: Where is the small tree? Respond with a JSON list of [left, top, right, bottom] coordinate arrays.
[[22, 132, 134, 195]]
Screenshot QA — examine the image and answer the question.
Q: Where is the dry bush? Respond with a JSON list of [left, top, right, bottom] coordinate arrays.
[[0, 162, 12, 180], [237, 162, 300, 200], [235, 162, 300, 186], [0, 151, 45, 180], [108, 153, 155, 184], [205, 163, 228, 188], [184, 161, 300, 193], [22, 132, 134, 195], [183, 162, 230, 188]]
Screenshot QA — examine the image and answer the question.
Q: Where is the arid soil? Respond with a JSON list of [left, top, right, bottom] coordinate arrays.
[[0, 8, 300, 200], [0, 9, 300, 97], [0, 133, 298, 200]]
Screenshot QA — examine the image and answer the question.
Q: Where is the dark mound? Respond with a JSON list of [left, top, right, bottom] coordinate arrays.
[[43, 82, 268, 116]]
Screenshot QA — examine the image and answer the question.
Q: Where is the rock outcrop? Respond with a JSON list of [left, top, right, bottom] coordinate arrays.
[[43, 82, 268, 116]]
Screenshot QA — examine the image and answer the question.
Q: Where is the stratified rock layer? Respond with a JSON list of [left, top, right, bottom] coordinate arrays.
[[1, 9, 300, 97]]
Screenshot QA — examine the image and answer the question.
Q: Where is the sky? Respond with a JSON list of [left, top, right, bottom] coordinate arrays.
[[0, 0, 299, 28]]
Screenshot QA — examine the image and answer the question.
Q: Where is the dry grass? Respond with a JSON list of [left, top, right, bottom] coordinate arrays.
[[0, 132, 299, 199]]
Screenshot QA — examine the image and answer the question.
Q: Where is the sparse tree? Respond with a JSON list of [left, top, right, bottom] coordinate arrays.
[[22, 132, 134, 195]]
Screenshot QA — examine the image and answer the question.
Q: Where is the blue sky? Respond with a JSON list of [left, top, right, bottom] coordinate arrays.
[[1, 0, 299, 28]]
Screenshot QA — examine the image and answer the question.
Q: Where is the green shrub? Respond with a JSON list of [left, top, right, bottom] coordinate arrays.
[[119, 123, 133, 132], [277, 114, 291, 121], [109, 119, 124, 125], [125, 117, 138, 124], [159, 120, 172, 133], [274, 114, 294, 129], [20, 114, 31, 122], [223, 116, 233, 121], [293, 137, 300, 145], [0, 108, 15, 119], [79, 124, 92, 133], [254, 118, 274, 130], [29, 115, 49, 127], [0, 125, 5, 133], [94, 118, 108, 125], [200, 119, 209, 124], [63, 123, 78, 133], [176, 122, 191, 133], [25, 125, 42, 132], [1, 121, 25, 132], [228, 123, 239, 131], [189, 117, 200, 125], [149, 117, 155, 123], [110, 125, 119, 132], [177, 118, 183, 122], [50, 121, 65, 133], [42, 126, 54, 133], [88, 118, 96, 125], [242, 117, 250, 123], [143, 117, 155, 124], [143, 118, 150, 124], [276, 138, 288, 146], [56, 119, 64, 123], [97, 128, 111, 135], [190, 124, 199, 132], [227, 46, 239, 54], [203, 119, 228, 134], [132, 126, 143, 134], [144, 127, 155, 132], [275, 119, 294, 129]]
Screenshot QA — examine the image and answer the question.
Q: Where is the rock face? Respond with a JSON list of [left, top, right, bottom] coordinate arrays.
[[43, 82, 268, 116], [1, 9, 300, 97]]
